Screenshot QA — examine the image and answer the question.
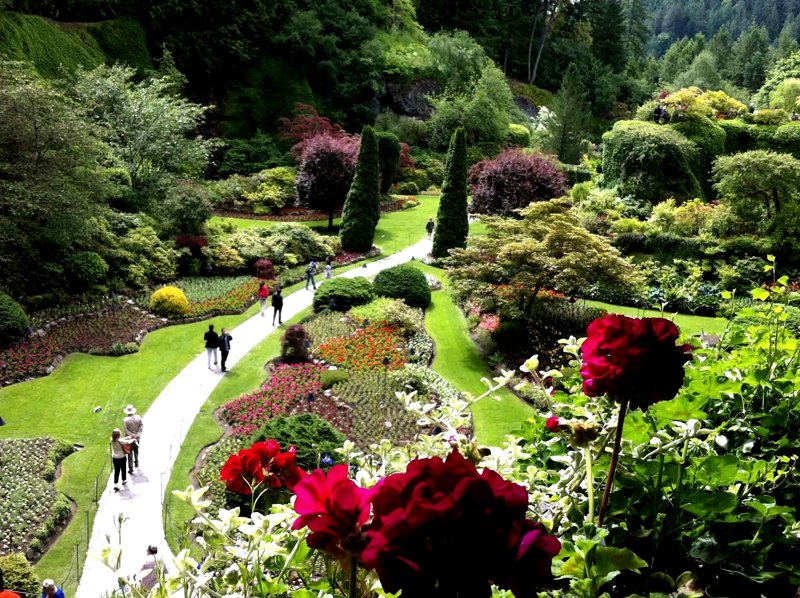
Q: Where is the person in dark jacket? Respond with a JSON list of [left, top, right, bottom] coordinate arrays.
[[204, 324, 219, 369], [219, 328, 233, 372], [305, 260, 317, 290], [272, 289, 284, 326]]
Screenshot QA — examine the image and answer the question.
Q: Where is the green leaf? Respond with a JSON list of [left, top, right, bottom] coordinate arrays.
[[751, 288, 770, 301], [767, 254, 776, 262], [682, 491, 738, 517], [695, 455, 739, 486], [649, 394, 707, 423], [593, 547, 647, 578], [720, 290, 732, 299]]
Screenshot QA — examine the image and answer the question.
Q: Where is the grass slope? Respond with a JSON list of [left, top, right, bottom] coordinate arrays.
[[412, 263, 536, 446], [0, 307, 258, 594], [582, 300, 726, 336]]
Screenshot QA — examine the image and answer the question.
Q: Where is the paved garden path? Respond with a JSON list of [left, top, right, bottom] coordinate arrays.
[[76, 240, 432, 598]]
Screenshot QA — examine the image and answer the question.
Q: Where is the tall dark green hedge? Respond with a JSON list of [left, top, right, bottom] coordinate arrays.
[[376, 131, 401, 194], [432, 127, 468, 258], [340, 126, 380, 251], [601, 120, 702, 203], [670, 117, 725, 197]]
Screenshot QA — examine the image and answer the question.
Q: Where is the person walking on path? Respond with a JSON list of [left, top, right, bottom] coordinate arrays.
[[324, 262, 333, 279], [305, 260, 318, 290], [0, 569, 20, 598], [257, 281, 270, 316], [219, 328, 233, 372], [426, 217, 435, 240], [41, 580, 65, 598], [123, 405, 143, 474], [271, 289, 284, 326], [110, 429, 134, 492], [203, 324, 219, 369]]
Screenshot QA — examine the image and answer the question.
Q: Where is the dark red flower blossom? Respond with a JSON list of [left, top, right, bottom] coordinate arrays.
[[545, 416, 561, 432], [220, 440, 306, 495], [292, 464, 372, 560], [580, 315, 693, 411], [361, 450, 560, 598]]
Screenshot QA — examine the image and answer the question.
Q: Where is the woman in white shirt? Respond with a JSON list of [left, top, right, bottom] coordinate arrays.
[[110, 429, 134, 492]]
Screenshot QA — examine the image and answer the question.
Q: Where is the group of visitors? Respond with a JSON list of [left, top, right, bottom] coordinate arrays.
[[257, 281, 284, 325], [109, 404, 143, 492], [203, 324, 233, 371], [305, 257, 333, 291]]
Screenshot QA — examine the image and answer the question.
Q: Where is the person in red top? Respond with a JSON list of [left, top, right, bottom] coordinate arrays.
[[257, 281, 270, 317]]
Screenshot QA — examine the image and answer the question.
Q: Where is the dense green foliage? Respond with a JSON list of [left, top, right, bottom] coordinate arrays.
[[670, 117, 726, 196], [250, 413, 345, 470], [376, 131, 401, 194], [372, 264, 431, 309], [432, 128, 468, 258], [0, 552, 38, 595], [0, 293, 28, 345], [602, 120, 702, 202], [340, 126, 380, 252], [312, 277, 374, 313]]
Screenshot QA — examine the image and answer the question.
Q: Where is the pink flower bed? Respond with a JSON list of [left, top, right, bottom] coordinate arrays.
[[220, 363, 326, 437]]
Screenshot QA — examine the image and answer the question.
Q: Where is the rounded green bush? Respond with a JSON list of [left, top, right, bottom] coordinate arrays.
[[149, 285, 190, 317], [66, 251, 109, 288], [506, 123, 531, 147], [373, 264, 431, 309], [0, 292, 29, 345], [250, 413, 346, 470], [773, 123, 800, 158], [0, 553, 39, 596], [313, 277, 374, 313], [320, 368, 350, 388]]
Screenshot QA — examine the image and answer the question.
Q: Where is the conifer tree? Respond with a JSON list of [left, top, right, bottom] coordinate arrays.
[[376, 131, 401, 194], [340, 126, 380, 252], [432, 127, 468, 258], [547, 63, 591, 165]]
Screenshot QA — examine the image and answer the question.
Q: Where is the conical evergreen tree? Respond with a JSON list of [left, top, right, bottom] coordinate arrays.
[[376, 131, 401, 194], [432, 127, 468, 259], [340, 126, 380, 252], [547, 63, 591, 165]]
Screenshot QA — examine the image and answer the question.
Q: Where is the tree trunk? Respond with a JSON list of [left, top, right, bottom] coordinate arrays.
[[328, 208, 335, 231], [531, 13, 555, 86], [527, 5, 542, 84]]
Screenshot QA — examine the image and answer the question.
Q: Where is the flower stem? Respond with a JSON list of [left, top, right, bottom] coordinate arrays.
[[349, 555, 358, 598], [598, 396, 629, 526], [584, 446, 595, 524]]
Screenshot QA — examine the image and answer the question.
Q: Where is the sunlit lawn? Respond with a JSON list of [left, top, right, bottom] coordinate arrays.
[[0, 308, 258, 595], [582, 300, 727, 336]]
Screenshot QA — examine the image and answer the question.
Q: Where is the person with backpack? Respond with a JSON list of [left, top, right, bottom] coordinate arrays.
[[272, 288, 284, 326], [203, 324, 219, 369], [305, 260, 318, 290]]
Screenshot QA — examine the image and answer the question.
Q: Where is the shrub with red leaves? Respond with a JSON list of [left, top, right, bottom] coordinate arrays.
[[469, 149, 566, 217]]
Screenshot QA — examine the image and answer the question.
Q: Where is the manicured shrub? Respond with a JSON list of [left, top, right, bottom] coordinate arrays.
[[432, 127, 469, 258], [394, 181, 419, 195], [750, 108, 789, 125], [350, 297, 423, 335], [65, 251, 109, 288], [670, 117, 725, 196], [244, 167, 296, 214], [320, 369, 350, 388], [372, 264, 431, 309], [255, 259, 275, 279], [250, 413, 346, 470], [313, 277, 374, 313], [717, 119, 753, 154], [280, 324, 312, 362], [376, 131, 402, 194], [0, 553, 38, 596], [149, 286, 190, 318], [773, 123, 800, 158], [340, 126, 380, 251], [0, 292, 29, 345], [506, 123, 531, 147], [225, 224, 334, 266], [469, 149, 566, 217], [602, 120, 702, 203], [522, 299, 606, 367]]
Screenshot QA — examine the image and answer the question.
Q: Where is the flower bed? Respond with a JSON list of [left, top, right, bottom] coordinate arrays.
[[0, 438, 73, 558], [0, 304, 155, 386], [317, 324, 407, 370], [220, 363, 327, 437], [138, 276, 261, 319]]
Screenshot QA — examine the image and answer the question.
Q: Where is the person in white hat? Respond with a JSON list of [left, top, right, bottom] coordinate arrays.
[[41, 579, 64, 598], [123, 405, 143, 474]]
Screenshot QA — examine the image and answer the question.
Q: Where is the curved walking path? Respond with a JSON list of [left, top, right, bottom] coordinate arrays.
[[76, 239, 432, 598]]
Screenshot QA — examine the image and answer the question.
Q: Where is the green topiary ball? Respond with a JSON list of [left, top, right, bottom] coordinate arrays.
[[373, 264, 431, 308], [312, 277, 374, 313], [0, 292, 29, 345], [250, 413, 346, 470], [149, 286, 190, 318], [0, 553, 39, 595]]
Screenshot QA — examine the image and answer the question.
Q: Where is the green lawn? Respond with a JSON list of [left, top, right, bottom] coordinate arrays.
[[0, 306, 260, 595], [582, 300, 727, 336], [412, 263, 537, 446], [163, 308, 312, 553]]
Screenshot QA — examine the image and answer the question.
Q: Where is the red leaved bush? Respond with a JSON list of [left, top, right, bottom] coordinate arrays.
[[469, 149, 566, 217], [295, 134, 359, 222]]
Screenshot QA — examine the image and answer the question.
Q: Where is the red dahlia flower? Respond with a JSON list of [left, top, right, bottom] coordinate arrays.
[[580, 315, 693, 411], [361, 450, 560, 598], [292, 464, 372, 561], [220, 440, 305, 495]]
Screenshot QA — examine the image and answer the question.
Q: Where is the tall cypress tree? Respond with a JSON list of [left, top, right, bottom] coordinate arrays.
[[432, 127, 468, 258], [340, 126, 380, 252], [376, 131, 401, 194]]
